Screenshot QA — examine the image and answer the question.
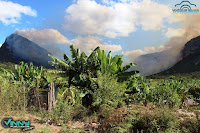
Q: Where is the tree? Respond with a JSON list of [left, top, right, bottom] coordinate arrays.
[[49, 45, 139, 107], [49, 45, 138, 88], [48, 45, 100, 88]]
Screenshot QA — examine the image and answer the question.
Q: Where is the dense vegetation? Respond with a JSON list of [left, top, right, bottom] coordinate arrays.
[[0, 45, 200, 133]]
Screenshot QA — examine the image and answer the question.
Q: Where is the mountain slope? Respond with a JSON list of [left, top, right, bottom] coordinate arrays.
[[128, 35, 200, 76], [127, 48, 181, 76], [0, 34, 53, 68], [162, 36, 200, 74]]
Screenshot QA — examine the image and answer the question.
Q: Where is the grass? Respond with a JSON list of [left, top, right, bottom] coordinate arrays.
[[0, 62, 15, 71], [148, 71, 200, 80]]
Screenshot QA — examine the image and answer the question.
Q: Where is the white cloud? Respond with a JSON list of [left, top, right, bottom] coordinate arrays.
[[165, 28, 184, 38], [0, 1, 37, 25], [15, 29, 69, 45], [133, 0, 171, 31], [64, 0, 171, 38], [71, 35, 122, 53], [15, 29, 121, 57]]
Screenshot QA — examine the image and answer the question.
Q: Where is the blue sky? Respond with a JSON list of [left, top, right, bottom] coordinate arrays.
[[0, 0, 200, 62]]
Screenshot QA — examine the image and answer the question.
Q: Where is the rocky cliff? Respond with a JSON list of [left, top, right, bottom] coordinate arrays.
[[183, 36, 200, 57]]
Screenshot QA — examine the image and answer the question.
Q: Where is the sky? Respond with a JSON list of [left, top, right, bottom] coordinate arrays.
[[0, 0, 200, 63]]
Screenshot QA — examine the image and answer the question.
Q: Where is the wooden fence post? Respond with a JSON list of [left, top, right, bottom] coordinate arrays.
[[23, 84, 26, 112], [48, 82, 56, 111]]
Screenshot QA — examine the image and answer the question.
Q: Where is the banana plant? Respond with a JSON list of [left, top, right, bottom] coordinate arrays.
[[61, 86, 86, 105], [2, 61, 51, 88], [97, 49, 135, 75], [48, 44, 139, 108], [96, 48, 138, 82], [49, 45, 100, 88], [49, 45, 138, 88]]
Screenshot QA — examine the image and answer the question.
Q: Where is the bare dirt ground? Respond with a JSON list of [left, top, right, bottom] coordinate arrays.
[[1, 106, 199, 133], [0, 111, 62, 133]]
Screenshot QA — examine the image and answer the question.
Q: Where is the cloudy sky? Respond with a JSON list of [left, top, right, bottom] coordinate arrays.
[[0, 0, 200, 62]]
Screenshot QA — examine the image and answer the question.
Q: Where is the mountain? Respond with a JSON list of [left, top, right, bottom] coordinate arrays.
[[163, 36, 200, 74], [127, 48, 181, 76], [128, 35, 200, 75], [0, 34, 53, 68]]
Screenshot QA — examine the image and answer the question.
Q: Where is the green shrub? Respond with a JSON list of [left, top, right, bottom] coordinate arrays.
[[3, 61, 52, 88], [149, 79, 182, 107], [180, 118, 200, 133], [99, 104, 115, 118], [50, 97, 72, 124], [98, 105, 128, 132], [92, 72, 126, 108], [49, 45, 136, 89], [127, 106, 180, 132], [0, 77, 24, 111], [1, 62, 53, 111], [96, 105, 180, 133], [125, 75, 151, 105], [189, 87, 200, 99], [72, 104, 88, 121]]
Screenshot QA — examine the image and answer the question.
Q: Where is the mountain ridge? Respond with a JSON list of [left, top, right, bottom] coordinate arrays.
[[162, 36, 200, 74], [128, 35, 200, 76], [0, 34, 53, 68]]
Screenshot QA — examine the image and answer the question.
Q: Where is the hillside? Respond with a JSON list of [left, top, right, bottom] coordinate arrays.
[[162, 36, 200, 74], [0, 34, 53, 68]]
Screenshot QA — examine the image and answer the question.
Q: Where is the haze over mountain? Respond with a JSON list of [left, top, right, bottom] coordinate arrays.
[[128, 35, 200, 75], [1, 33, 200, 74], [0, 34, 53, 68], [163, 36, 200, 74]]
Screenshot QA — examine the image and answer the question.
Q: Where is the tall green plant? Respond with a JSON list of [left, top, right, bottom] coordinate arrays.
[[49, 45, 100, 88], [2, 61, 52, 88], [49, 45, 138, 88], [96, 48, 138, 81], [2, 62, 53, 110], [92, 72, 126, 107], [49, 45, 138, 108], [0, 77, 24, 111], [125, 74, 151, 105]]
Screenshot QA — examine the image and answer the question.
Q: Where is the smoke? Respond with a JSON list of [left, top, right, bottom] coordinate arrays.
[[128, 13, 200, 75], [15, 29, 69, 59], [5, 34, 52, 67]]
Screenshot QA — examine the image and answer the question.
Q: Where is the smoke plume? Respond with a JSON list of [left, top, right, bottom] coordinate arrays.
[[5, 34, 52, 67], [128, 13, 200, 75], [15, 29, 69, 59]]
